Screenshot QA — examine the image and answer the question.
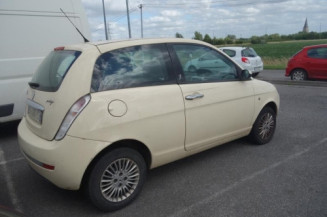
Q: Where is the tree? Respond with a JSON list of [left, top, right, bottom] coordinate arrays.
[[175, 32, 184, 38], [250, 36, 261, 44], [193, 31, 203, 40], [226, 34, 236, 41], [224, 34, 236, 44], [203, 34, 212, 44]]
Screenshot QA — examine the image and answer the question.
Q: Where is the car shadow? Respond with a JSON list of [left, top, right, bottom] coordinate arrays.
[[0, 120, 20, 138]]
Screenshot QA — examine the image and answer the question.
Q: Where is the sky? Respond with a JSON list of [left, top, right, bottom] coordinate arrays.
[[81, 0, 327, 42]]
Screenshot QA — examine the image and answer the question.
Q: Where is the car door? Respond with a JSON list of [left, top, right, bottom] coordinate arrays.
[[85, 44, 186, 158], [170, 44, 255, 151], [306, 47, 327, 79]]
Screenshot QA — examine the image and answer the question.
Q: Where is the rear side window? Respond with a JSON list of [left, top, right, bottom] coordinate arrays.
[[222, 49, 236, 57], [31, 50, 81, 91], [91, 44, 174, 92], [241, 48, 257, 57], [307, 47, 327, 59]]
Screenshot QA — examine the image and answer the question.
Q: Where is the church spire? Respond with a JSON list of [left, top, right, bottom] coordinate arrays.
[[303, 18, 309, 33]]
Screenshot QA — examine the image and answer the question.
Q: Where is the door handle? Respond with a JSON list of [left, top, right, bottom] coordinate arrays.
[[185, 93, 204, 100]]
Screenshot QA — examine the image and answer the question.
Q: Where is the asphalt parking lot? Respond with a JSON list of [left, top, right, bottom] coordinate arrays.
[[0, 70, 326, 217]]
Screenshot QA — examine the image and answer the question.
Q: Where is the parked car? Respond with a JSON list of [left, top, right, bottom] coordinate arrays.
[[184, 52, 230, 73], [18, 38, 279, 211], [219, 47, 263, 77], [285, 44, 327, 80]]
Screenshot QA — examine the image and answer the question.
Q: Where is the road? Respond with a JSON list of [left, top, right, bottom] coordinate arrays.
[[0, 73, 326, 217]]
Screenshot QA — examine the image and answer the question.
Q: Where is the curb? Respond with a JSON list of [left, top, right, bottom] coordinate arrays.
[[257, 79, 327, 87]]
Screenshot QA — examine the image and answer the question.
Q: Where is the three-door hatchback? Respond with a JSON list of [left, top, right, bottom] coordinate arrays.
[[18, 38, 279, 211], [219, 46, 263, 77], [285, 44, 327, 80]]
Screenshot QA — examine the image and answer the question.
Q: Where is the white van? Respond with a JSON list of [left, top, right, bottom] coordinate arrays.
[[0, 0, 90, 122]]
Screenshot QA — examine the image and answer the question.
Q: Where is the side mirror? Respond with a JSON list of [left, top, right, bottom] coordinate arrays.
[[239, 69, 251, 81]]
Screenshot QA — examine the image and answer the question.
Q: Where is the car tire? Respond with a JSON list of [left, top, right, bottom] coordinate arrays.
[[291, 69, 307, 80], [188, 65, 196, 73], [249, 107, 276, 145], [86, 148, 147, 211]]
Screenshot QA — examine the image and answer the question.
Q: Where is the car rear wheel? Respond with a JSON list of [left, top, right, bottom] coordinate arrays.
[[291, 69, 307, 80], [87, 148, 147, 211], [249, 107, 276, 145]]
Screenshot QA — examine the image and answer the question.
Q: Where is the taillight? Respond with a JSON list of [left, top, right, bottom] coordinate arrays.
[[241, 57, 250, 64], [55, 95, 91, 140]]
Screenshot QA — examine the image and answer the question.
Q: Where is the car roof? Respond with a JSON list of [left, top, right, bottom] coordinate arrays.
[[64, 38, 217, 54], [219, 46, 252, 50], [303, 44, 327, 49]]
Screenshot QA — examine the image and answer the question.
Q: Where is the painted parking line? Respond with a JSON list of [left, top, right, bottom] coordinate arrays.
[[0, 157, 24, 166], [0, 148, 23, 213], [169, 137, 327, 217]]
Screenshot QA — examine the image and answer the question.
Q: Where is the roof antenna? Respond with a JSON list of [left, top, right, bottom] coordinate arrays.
[[60, 8, 89, 43]]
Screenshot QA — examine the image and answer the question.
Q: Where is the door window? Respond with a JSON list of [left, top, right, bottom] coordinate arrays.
[[171, 44, 238, 83], [92, 44, 174, 92]]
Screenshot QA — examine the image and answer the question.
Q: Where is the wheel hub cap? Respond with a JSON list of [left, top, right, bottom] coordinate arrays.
[[293, 71, 304, 80], [100, 158, 140, 202], [258, 113, 274, 140]]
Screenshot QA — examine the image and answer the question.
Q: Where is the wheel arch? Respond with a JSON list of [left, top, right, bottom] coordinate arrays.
[[252, 100, 279, 126], [264, 101, 278, 116], [81, 139, 152, 188]]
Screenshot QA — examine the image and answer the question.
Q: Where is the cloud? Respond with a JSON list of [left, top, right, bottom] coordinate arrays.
[[160, 10, 181, 17], [81, 0, 327, 41]]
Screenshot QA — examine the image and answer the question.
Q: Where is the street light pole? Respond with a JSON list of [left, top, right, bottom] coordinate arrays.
[[102, 0, 108, 40], [139, 4, 143, 38], [126, 0, 132, 38]]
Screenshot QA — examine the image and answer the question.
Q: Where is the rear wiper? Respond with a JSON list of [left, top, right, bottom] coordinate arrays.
[[28, 82, 40, 88]]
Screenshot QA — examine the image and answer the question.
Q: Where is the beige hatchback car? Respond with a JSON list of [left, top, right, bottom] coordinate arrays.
[[18, 38, 279, 211]]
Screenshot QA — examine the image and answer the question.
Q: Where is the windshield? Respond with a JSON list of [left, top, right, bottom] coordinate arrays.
[[30, 50, 81, 91]]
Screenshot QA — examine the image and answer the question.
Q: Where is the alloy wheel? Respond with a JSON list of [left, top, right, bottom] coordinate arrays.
[[100, 158, 140, 202]]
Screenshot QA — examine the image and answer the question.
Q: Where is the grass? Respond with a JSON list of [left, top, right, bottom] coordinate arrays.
[[217, 39, 327, 69]]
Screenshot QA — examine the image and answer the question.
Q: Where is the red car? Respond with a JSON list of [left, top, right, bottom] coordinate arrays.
[[285, 44, 327, 80]]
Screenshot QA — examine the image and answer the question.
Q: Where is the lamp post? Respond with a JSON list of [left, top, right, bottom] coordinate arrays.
[[102, 0, 108, 40], [126, 0, 131, 38], [139, 4, 143, 38]]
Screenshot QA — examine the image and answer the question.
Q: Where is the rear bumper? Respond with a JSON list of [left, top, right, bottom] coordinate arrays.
[[243, 64, 263, 73], [18, 118, 109, 190]]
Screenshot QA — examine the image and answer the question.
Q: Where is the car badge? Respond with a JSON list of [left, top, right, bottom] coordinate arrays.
[[46, 100, 54, 105]]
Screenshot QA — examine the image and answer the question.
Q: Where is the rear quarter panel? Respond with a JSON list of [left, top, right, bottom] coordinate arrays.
[[67, 85, 186, 168]]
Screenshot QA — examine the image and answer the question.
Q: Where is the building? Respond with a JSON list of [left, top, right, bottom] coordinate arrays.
[[303, 18, 309, 33]]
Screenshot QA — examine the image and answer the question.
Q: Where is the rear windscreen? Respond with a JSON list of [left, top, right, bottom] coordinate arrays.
[[30, 50, 81, 91], [241, 48, 258, 57]]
